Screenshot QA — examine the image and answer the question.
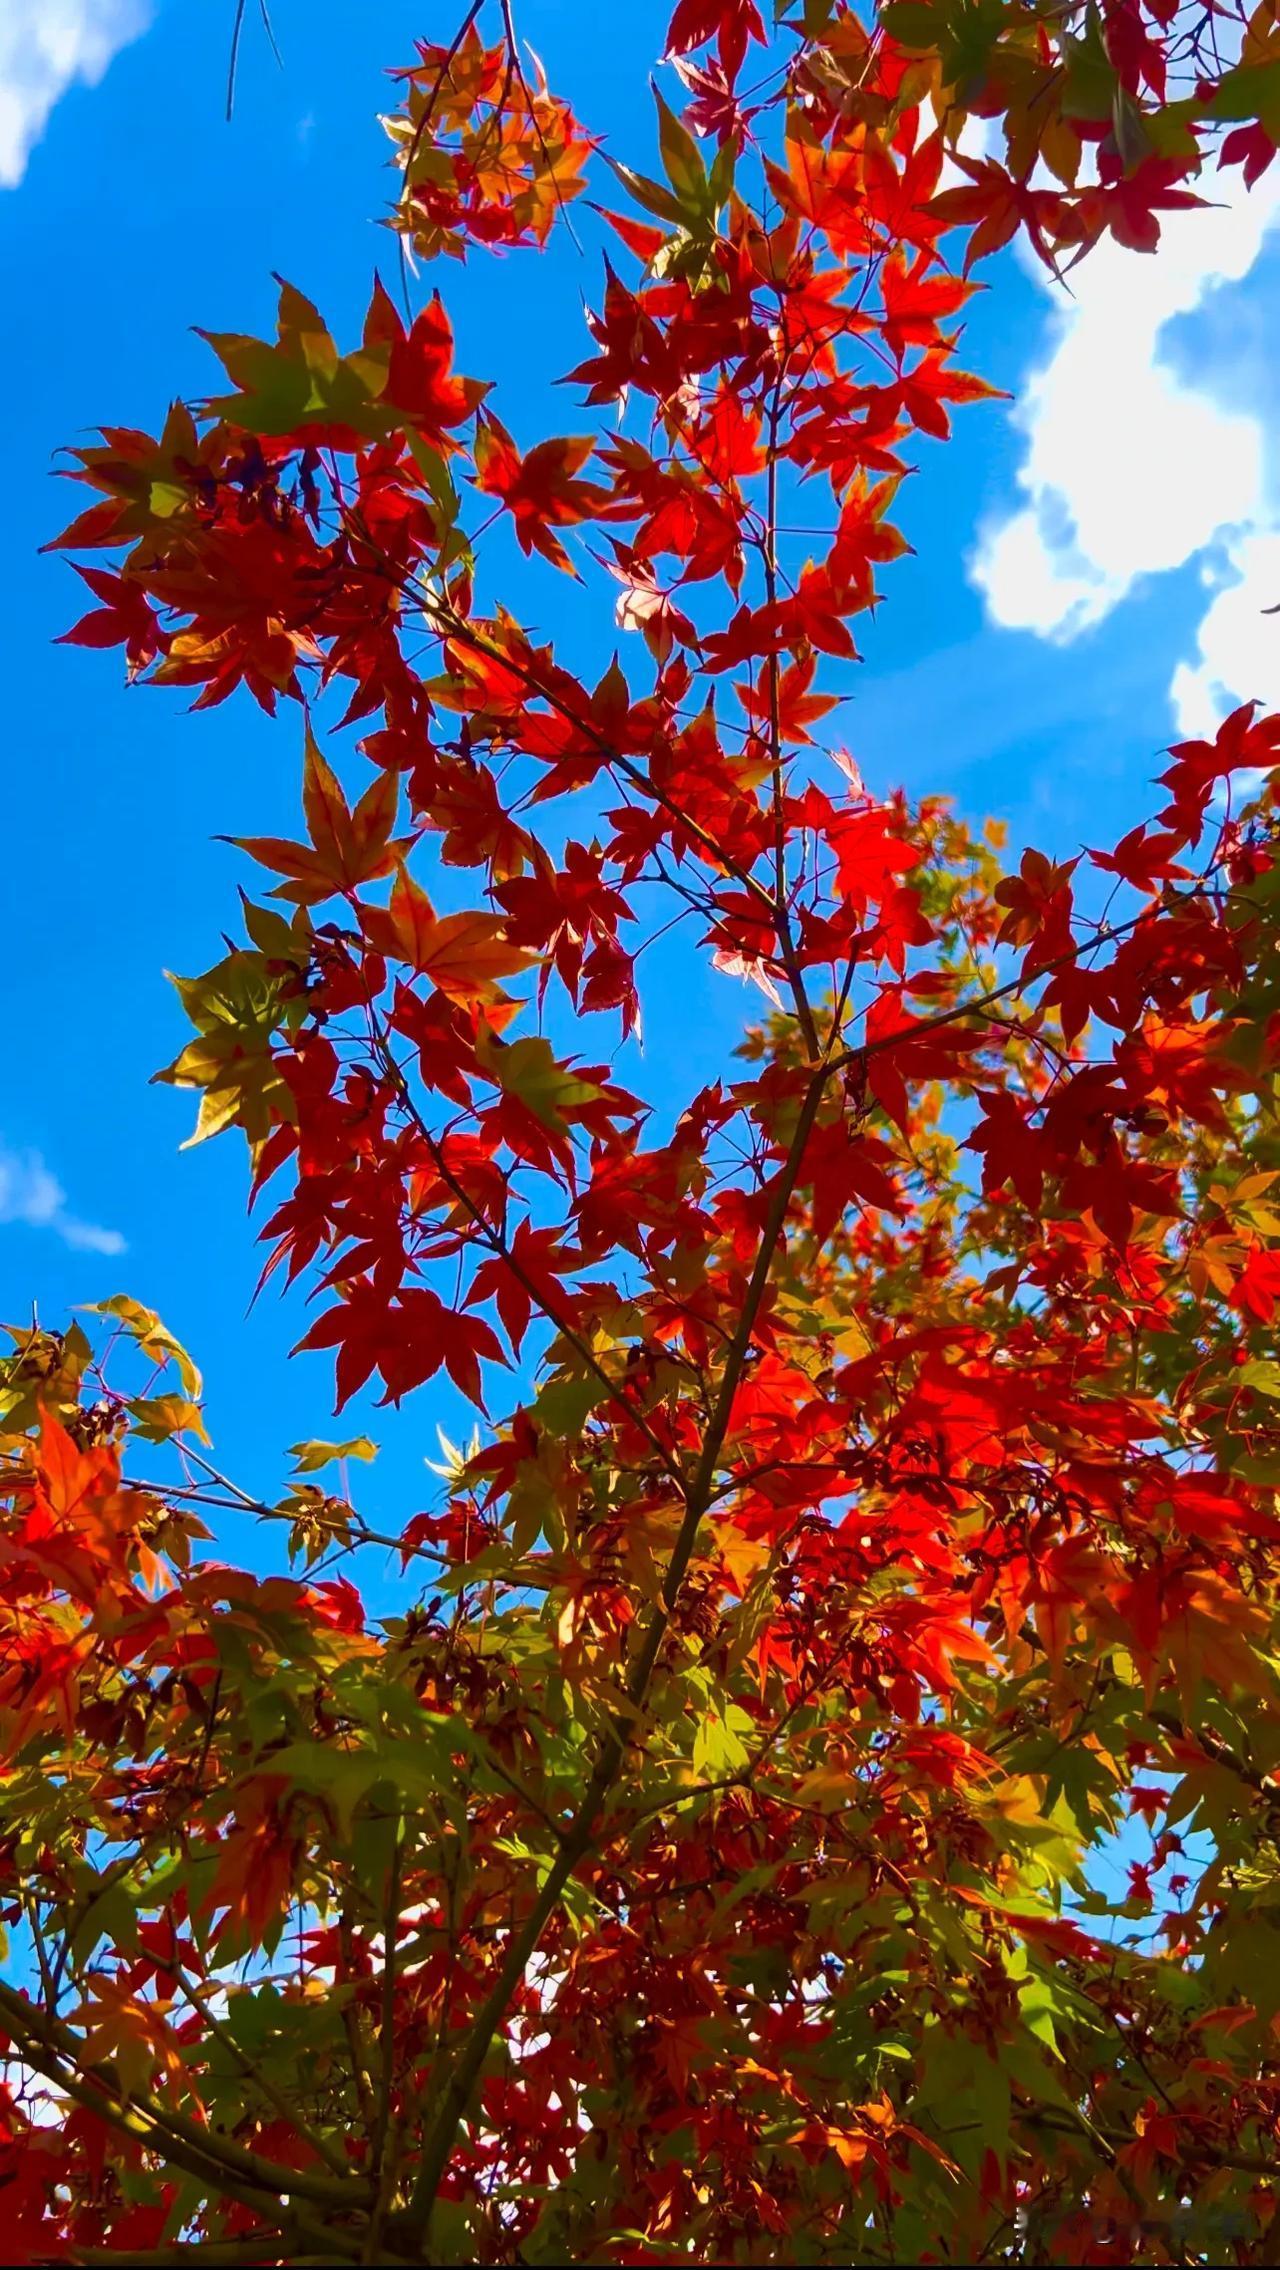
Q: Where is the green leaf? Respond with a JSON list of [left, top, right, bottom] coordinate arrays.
[[1205, 56, 1280, 125], [939, 0, 1008, 97], [1018, 1973, 1064, 2056], [404, 428, 461, 526], [879, 2, 939, 48], [72, 1879, 138, 1966], [128, 1394, 210, 1445], [239, 892, 312, 966], [533, 1371, 608, 1441], [692, 1703, 752, 1781], [155, 949, 295, 1157], [289, 1436, 379, 1473], [85, 1295, 204, 1398], [166, 950, 283, 1039], [266, 1739, 438, 1840], [707, 136, 736, 213], [1111, 86, 1154, 171], [654, 86, 710, 210], [198, 279, 390, 439], [477, 1030, 605, 1134], [1061, 11, 1119, 123], [604, 157, 687, 228]]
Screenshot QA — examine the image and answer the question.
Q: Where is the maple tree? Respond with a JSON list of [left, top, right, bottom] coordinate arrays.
[[6, 0, 1280, 2260]]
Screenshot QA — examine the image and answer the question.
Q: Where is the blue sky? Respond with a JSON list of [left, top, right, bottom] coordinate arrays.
[[2, 0, 1279, 1574]]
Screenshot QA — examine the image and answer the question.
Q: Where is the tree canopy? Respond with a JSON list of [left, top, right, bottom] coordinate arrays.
[[5, 1, 1280, 2261]]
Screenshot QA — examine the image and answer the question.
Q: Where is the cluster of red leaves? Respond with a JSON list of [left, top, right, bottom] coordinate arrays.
[[384, 27, 594, 262]]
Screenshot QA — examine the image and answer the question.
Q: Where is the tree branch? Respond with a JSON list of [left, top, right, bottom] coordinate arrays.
[[400, 1058, 830, 2241], [0, 1979, 367, 2218]]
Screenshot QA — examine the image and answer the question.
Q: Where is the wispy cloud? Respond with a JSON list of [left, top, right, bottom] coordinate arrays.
[[0, 0, 153, 189], [971, 168, 1280, 731], [0, 1143, 126, 1257]]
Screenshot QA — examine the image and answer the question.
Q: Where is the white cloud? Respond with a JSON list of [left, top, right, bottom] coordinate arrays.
[[971, 165, 1280, 730], [0, 0, 152, 188], [1170, 532, 1280, 737], [0, 1143, 126, 1257]]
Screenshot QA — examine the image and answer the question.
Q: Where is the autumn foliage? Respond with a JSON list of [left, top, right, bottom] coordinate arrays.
[[7, 1, 1280, 2261]]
